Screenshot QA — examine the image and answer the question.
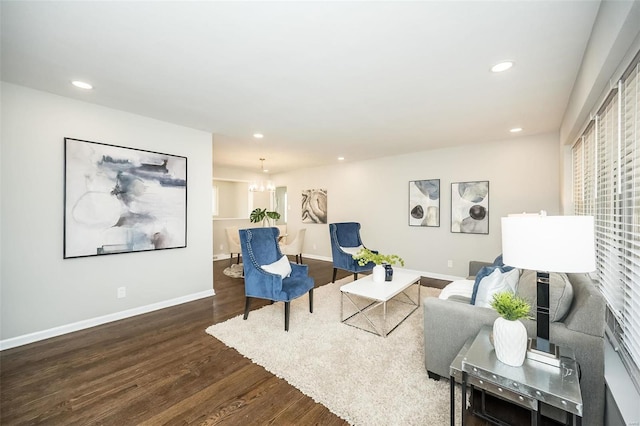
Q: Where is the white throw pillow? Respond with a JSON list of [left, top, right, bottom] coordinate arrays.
[[439, 279, 475, 300], [474, 268, 520, 309], [261, 255, 292, 278], [340, 245, 364, 255]]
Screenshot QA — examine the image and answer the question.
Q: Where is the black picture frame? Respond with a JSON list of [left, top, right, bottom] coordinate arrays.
[[64, 137, 187, 258], [451, 181, 489, 234], [409, 179, 440, 227]]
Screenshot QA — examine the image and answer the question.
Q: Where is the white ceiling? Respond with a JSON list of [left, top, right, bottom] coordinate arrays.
[[1, 1, 601, 174]]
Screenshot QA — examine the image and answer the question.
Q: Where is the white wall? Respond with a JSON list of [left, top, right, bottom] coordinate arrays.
[[1, 83, 213, 344], [265, 132, 561, 279]]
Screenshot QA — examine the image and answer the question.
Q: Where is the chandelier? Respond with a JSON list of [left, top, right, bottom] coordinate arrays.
[[248, 158, 275, 192]]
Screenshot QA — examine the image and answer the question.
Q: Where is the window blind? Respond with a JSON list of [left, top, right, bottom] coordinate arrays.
[[572, 51, 640, 392], [620, 59, 640, 372]]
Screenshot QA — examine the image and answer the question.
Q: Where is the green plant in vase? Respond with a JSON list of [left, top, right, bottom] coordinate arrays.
[[490, 291, 531, 367], [353, 248, 404, 283], [352, 248, 405, 266], [490, 291, 531, 321], [249, 208, 281, 227]]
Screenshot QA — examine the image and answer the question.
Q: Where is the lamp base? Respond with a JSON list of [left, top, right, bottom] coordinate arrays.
[[526, 338, 561, 367]]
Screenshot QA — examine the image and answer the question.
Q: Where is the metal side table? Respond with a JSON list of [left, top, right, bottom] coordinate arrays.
[[450, 326, 582, 426]]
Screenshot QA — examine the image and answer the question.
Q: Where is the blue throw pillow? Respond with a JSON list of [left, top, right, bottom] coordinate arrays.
[[470, 264, 514, 305], [493, 254, 504, 266]]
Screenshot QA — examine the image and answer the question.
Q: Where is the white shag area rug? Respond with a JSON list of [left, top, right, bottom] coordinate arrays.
[[206, 277, 460, 426]]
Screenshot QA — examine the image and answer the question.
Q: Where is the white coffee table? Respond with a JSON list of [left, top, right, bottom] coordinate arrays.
[[340, 269, 421, 337]]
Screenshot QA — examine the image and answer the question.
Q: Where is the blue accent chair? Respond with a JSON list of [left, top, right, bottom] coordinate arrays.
[[239, 227, 314, 331], [329, 222, 377, 283]]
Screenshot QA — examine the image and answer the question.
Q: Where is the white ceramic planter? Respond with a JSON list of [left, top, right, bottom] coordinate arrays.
[[493, 316, 528, 367], [372, 265, 385, 283]]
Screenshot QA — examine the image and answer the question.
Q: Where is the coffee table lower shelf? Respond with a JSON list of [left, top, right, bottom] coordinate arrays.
[[339, 270, 421, 337]]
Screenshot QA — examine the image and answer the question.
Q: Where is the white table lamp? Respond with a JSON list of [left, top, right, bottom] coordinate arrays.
[[501, 213, 595, 366]]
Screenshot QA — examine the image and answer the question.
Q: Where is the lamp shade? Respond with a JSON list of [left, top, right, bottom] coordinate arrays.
[[501, 215, 596, 273]]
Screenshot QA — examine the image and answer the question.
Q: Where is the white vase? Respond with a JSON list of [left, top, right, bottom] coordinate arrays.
[[372, 265, 385, 283], [492, 317, 528, 367]]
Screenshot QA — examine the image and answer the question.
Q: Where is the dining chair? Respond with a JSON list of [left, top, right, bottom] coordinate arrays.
[[280, 228, 306, 264]]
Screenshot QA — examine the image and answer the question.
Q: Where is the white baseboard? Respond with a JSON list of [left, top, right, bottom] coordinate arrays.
[[300, 253, 332, 262], [401, 268, 464, 282], [0, 289, 215, 351]]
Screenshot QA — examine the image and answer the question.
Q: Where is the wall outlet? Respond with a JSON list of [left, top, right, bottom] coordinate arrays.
[[117, 287, 126, 298], [447, 260, 453, 268]]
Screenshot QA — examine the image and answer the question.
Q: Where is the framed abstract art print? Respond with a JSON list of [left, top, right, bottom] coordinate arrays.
[[64, 137, 187, 258], [409, 179, 440, 227], [451, 181, 489, 234]]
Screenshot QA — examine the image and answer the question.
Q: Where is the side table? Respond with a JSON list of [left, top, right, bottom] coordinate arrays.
[[449, 326, 582, 426]]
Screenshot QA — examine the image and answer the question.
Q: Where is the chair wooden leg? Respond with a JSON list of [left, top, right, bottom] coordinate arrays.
[[229, 255, 233, 267], [299, 254, 303, 264], [236, 255, 240, 264], [332, 268, 338, 283], [309, 289, 313, 313], [295, 254, 300, 264], [243, 297, 251, 320], [284, 301, 290, 331], [354, 273, 358, 281]]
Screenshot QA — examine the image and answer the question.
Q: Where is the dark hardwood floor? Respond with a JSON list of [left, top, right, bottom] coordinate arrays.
[[0, 256, 517, 425]]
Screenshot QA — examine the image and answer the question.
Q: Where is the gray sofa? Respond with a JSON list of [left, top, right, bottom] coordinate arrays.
[[423, 261, 606, 426]]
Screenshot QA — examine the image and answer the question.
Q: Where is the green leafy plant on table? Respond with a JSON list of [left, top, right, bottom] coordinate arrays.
[[250, 208, 281, 227], [490, 291, 531, 321], [352, 248, 405, 267]]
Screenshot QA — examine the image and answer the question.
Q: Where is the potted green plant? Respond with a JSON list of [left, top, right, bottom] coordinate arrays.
[[490, 291, 531, 367], [249, 208, 281, 227], [353, 248, 404, 283]]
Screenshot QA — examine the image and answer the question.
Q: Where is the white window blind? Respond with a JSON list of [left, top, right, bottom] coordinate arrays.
[[572, 51, 640, 391], [620, 58, 640, 373], [596, 91, 624, 313]]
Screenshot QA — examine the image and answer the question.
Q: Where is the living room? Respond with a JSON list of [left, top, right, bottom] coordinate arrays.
[[2, 1, 640, 425]]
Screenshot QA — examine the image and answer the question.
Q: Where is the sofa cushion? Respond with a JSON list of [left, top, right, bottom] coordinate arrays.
[[470, 264, 515, 304], [261, 255, 292, 278], [473, 267, 520, 308], [516, 269, 574, 322]]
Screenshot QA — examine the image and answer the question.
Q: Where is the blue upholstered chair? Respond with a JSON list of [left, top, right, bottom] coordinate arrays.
[[239, 227, 314, 331], [329, 222, 377, 283]]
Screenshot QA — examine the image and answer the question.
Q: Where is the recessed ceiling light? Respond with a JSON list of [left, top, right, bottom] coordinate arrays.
[[253, 133, 264, 139], [491, 61, 514, 73], [510, 127, 523, 133], [338, 157, 345, 161], [71, 80, 93, 90]]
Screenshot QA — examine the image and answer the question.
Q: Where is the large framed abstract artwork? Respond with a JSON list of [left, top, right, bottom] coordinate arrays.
[[301, 188, 327, 224], [409, 179, 440, 227], [451, 181, 489, 234], [64, 137, 187, 258]]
